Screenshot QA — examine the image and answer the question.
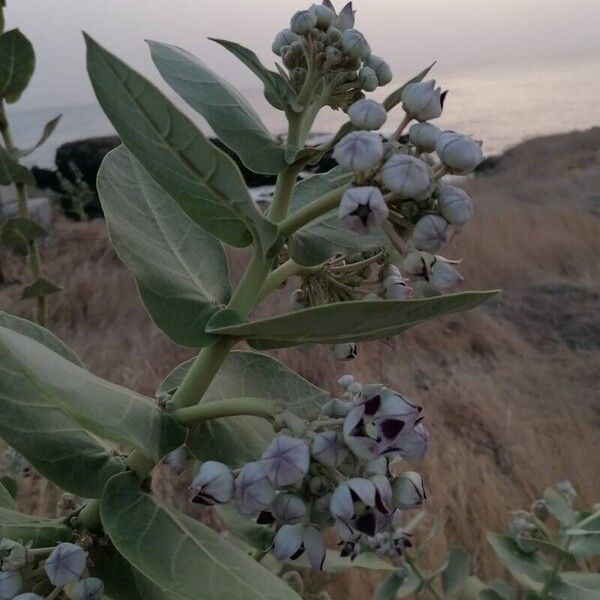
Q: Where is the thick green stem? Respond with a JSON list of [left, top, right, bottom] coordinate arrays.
[[174, 398, 279, 426], [268, 164, 301, 224]]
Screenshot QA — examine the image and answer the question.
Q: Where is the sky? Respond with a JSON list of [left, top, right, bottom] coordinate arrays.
[[4, 0, 600, 110]]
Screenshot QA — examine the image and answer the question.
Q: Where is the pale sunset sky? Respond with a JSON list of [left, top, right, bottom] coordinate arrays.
[[4, 0, 600, 110]]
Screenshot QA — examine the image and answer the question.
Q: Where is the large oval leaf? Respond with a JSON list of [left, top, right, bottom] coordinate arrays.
[[288, 166, 389, 266], [0, 29, 35, 103], [97, 147, 231, 348], [207, 291, 499, 349], [0, 506, 73, 546], [84, 34, 278, 253], [148, 41, 286, 175], [159, 350, 329, 466], [100, 471, 301, 600], [550, 572, 600, 600], [0, 326, 184, 470]]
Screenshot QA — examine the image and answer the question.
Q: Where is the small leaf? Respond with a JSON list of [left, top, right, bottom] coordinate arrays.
[[84, 34, 279, 253], [207, 291, 499, 349], [374, 570, 408, 600], [97, 146, 231, 348], [100, 471, 302, 600], [0, 479, 16, 510], [21, 277, 62, 299], [550, 572, 600, 600], [149, 41, 286, 175], [0, 29, 35, 103], [0, 145, 33, 185], [543, 488, 577, 526], [0, 506, 73, 546], [1, 217, 48, 257], [14, 115, 61, 158], [442, 546, 470, 598]]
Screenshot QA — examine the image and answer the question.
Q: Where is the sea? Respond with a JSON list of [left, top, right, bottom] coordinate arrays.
[[6, 55, 600, 169]]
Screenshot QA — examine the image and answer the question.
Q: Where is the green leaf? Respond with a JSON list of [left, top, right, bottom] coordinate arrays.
[[210, 38, 302, 113], [442, 546, 471, 598], [0, 326, 184, 489], [288, 166, 389, 266], [0, 476, 17, 501], [148, 41, 286, 175], [100, 471, 301, 600], [486, 533, 552, 592], [97, 146, 231, 348], [518, 537, 574, 562], [567, 512, 600, 557], [14, 115, 61, 158], [290, 549, 396, 573], [550, 572, 600, 600], [84, 34, 279, 253], [21, 276, 62, 299], [0, 311, 84, 367], [543, 488, 577, 526], [1, 217, 48, 256], [383, 62, 436, 112], [0, 29, 35, 102], [374, 570, 409, 600], [0, 506, 73, 546], [0, 145, 32, 185], [0, 479, 16, 510], [215, 505, 274, 552], [207, 291, 499, 349], [478, 580, 516, 600], [160, 350, 329, 467]]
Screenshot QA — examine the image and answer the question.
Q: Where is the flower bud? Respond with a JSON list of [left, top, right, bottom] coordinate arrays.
[[333, 131, 384, 173], [235, 462, 275, 516], [429, 257, 463, 291], [1, 541, 26, 571], [531, 499, 550, 521], [190, 461, 234, 505], [380, 154, 434, 200], [70, 578, 104, 600], [337, 374, 354, 389], [272, 29, 300, 56], [261, 435, 310, 487], [348, 99, 387, 131], [311, 431, 348, 468], [290, 289, 306, 311], [338, 186, 388, 233], [310, 4, 335, 28], [290, 10, 318, 35], [290, 67, 307, 87], [437, 185, 472, 225], [333, 342, 358, 361], [392, 471, 426, 509], [326, 26, 342, 45], [324, 45, 343, 67], [435, 132, 483, 174], [555, 479, 577, 502], [335, 2, 356, 30], [320, 397, 353, 417], [401, 80, 443, 121], [0, 572, 22, 600], [409, 122, 441, 153], [365, 55, 393, 86], [273, 524, 326, 570], [411, 215, 449, 252], [340, 29, 369, 59], [383, 274, 412, 300], [271, 493, 307, 524], [358, 66, 378, 92], [45, 543, 87, 587]]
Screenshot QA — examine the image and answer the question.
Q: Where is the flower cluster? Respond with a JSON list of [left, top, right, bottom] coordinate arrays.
[[0, 540, 102, 600], [272, 2, 392, 109], [189, 376, 428, 569]]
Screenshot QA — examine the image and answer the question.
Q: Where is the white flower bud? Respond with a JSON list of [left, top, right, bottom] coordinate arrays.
[[337, 374, 354, 389], [273, 524, 325, 570], [435, 132, 483, 174], [429, 257, 463, 291], [411, 215, 449, 252], [556, 479, 577, 502], [338, 186, 388, 234], [383, 274, 413, 300], [272, 29, 300, 56], [45, 543, 87, 587], [234, 462, 274, 516], [408, 122, 442, 153], [1, 541, 26, 571], [0, 571, 22, 600], [311, 431, 348, 468], [437, 185, 473, 225], [290, 10, 317, 35], [190, 461, 234, 505], [380, 154, 434, 200], [340, 29, 369, 59], [309, 4, 335, 28], [392, 471, 426, 509], [402, 80, 443, 121], [348, 99, 387, 131], [333, 342, 358, 361], [358, 66, 378, 92], [333, 131, 384, 173], [335, 2, 356, 31], [290, 289, 306, 311], [70, 578, 104, 600], [365, 55, 393, 86], [271, 493, 307, 524], [261, 435, 310, 487]]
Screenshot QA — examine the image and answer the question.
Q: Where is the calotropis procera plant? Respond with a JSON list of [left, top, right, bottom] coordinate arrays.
[[0, 1, 595, 599], [0, 2, 62, 325]]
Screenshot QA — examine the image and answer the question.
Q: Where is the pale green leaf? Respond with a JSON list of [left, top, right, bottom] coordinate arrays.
[[97, 146, 231, 348], [21, 276, 62, 300], [567, 512, 600, 557], [442, 546, 471, 599], [148, 41, 286, 175], [0, 506, 73, 546], [550, 572, 600, 600], [14, 115, 61, 158], [84, 34, 278, 253], [207, 291, 499, 349], [0, 29, 35, 103], [1, 217, 48, 256], [543, 488, 577, 526], [0, 145, 32, 185], [100, 471, 301, 600], [215, 505, 274, 552]]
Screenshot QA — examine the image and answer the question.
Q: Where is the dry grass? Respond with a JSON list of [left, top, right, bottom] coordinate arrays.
[[1, 128, 599, 594]]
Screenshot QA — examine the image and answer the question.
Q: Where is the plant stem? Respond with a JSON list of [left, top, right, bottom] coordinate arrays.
[[46, 586, 63, 600], [381, 220, 409, 255], [404, 552, 443, 600], [539, 555, 566, 599], [174, 398, 279, 426], [268, 164, 301, 224]]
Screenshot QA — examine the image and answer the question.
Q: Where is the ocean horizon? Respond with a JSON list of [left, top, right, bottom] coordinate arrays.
[[6, 54, 600, 169]]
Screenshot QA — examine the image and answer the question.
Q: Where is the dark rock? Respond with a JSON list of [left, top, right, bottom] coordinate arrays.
[[31, 167, 61, 193]]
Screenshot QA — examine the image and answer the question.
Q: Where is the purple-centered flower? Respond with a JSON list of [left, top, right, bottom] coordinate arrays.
[[190, 461, 234, 505], [234, 461, 275, 516], [373, 391, 423, 452], [273, 524, 326, 570], [261, 435, 310, 487], [271, 493, 307, 524], [311, 431, 349, 468], [343, 405, 377, 460], [45, 543, 87, 587], [386, 422, 430, 463], [392, 471, 427, 509], [339, 186, 389, 233]]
